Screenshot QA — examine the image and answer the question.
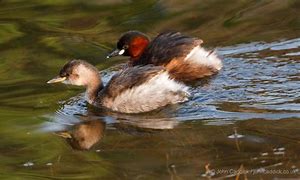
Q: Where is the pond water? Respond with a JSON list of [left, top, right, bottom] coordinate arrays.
[[0, 0, 300, 179]]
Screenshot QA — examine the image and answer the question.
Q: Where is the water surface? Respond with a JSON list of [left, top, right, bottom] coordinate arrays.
[[0, 0, 300, 179]]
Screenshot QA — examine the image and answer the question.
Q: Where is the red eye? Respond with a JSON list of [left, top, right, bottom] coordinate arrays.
[[123, 45, 129, 49]]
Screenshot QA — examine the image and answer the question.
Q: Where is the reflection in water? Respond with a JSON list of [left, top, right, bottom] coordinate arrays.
[[0, 0, 300, 177], [115, 117, 178, 130], [42, 108, 179, 150], [227, 127, 244, 139], [42, 114, 106, 150], [60, 119, 106, 150]]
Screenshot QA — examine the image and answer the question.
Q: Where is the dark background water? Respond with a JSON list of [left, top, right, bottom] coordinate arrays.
[[0, 0, 300, 179]]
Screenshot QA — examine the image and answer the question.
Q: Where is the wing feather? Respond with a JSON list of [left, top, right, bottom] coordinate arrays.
[[136, 31, 203, 66]]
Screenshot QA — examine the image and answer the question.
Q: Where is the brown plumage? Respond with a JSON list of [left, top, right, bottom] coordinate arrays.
[[47, 60, 189, 114], [165, 58, 217, 82], [100, 65, 164, 100], [107, 31, 222, 83]]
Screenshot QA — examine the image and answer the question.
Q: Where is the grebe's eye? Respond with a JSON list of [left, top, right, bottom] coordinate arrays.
[[60, 72, 68, 77], [123, 45, 129, 49]]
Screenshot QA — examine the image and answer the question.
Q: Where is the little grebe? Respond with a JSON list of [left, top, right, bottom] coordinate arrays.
[[107, 31, 222, 82], [47, 60, 189, 113]]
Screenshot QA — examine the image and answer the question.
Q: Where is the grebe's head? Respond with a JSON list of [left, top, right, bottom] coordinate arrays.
[[47, 60, 100, 86], [107, 31, 150, 60]]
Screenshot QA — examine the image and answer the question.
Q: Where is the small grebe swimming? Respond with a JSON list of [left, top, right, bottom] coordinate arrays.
[[47, 60, 189, 114], [107, 31, 222, 82]]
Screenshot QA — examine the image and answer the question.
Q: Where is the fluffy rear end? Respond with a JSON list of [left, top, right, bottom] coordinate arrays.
[[185, 46, 222, 71], [104, 72, 189, 113]]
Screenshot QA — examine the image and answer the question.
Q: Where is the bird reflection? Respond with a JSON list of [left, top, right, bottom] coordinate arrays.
[[57, 118, 106, 150], [41, 112, 106, 150], [115, 116, 179, 130], [42, 92, 181, 151], [51, 115, 179, 151]]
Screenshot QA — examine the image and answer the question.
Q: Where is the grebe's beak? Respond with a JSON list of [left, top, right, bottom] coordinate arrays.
[[106, 48, 125, 59], [47, 76, 66, 84], [56, 131, 72, 139]]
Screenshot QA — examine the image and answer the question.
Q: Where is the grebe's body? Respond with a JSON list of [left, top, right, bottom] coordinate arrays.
[[48, 60, 189, 114], [107, 31, 222, 82]]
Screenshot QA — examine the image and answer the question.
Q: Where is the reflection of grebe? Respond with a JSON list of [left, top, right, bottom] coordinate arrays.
[[48, 60, 189, 113], [42, 109, 180, 150], [45, 114, 178, 150], [114, 117, 179, 130], [58, 118, 106, 150], [107, 31, 222, 82]]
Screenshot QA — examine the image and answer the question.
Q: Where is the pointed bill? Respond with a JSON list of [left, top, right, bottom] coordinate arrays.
[[47, 76, 66, 84], [56, 132, 72, 139], [106, 48, 124, 59]]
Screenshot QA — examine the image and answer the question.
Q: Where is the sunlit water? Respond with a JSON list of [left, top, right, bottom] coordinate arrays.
[[0, 0, 300, 179]]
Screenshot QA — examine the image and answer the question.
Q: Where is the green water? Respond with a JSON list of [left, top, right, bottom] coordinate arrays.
[[0, 0, 300, 179]]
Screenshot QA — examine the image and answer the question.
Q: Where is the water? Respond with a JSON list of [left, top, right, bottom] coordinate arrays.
[[0, 0, 300, 179]]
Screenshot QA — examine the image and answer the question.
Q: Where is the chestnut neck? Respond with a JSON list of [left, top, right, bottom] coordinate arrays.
[[129, 36, 150, 62]]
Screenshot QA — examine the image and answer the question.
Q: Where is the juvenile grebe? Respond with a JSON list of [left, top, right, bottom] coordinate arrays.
[[47, 60, 189, 113], [107, 31, 222, 82]]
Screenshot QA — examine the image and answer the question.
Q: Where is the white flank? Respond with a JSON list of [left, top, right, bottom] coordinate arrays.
[[106, 72, 190, 113], [184, 46, 222, 71]]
